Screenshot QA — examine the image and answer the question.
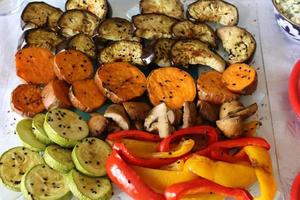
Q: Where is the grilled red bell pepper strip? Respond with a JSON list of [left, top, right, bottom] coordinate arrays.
[[209, 137, 270, 150], [113, 142, 178, 168], [107, 130, 162, 142], [106, 150, 165, 200], [158, 126, 219, 152], [290, 172, 300, 200], [164, 178, 253, 200]]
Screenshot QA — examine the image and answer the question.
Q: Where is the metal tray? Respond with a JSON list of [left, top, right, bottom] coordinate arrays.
[[0, 0, 285, 199]]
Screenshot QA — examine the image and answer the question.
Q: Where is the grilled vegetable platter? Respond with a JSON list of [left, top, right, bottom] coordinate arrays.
[[1, 0, 280, 199]]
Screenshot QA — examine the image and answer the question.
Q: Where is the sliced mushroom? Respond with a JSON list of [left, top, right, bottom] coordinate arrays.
[[197, 100, 220, 122], [122, 102, 151, 121], [144, 103, 173, 138], [216, 116, 243, 138], [107, 120, 122, 134], [88, 113, 109, 137], [167, 109, 183, 125], [182, 102, 197, 128], [133, 121, 144, 130], [229, 103, 258, 120], [104, 104, 130, 130], [219, 100, 244, 119]]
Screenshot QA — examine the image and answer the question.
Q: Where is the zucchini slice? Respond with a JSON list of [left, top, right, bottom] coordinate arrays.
[[66, 0, 107, 20], [187, 0, 239, 26], [67, 169, 112, 200], [72, 137, 111, 177], [58, 9, 100, 38], [172, 20, 217, 48], [66, 33, 97, 58], [21, 2, 63, 31], [98, 40, 144, 65], [153, 38, 176, 67], [16, 119, 47, 151], [32, 113, 52, 145], [132, 14, 178, 39], [21, 164, 72, 200], [0, 147, 44, 191], [44, 145, 74, 173], [140, 0, 184, 19], [216, 26, 256, 64], [98, 17, 140, 42], [171, 39, 226, 72], [44, 109, 89, 148], [21, 28, 64, 52]]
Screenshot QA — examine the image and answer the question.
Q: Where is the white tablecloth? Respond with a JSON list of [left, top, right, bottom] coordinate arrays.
[[0, 0, 300, 199]]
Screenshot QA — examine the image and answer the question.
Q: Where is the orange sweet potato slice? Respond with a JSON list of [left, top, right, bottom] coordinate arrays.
[[11, 84, 45, 117], [54, 50, 93, 84], [147, 67, 196, 109], [15, 47, 56, 84], [95, 62, 146, 103], [41, 79, 72, 110], [222, 63, 257, 95], [197, 71, 239, 105], [69, 79, 106, 112]]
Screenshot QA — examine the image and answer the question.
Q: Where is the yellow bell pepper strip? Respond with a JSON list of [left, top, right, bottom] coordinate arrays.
[[164, 178, 253, 200], [244, 146, 277, 200], [242, 121, 261, 137], [132, 165, 197, 193], [182, 193, 224, 200], [121, 139, 159, 158], [160, 160, 185, 171], [184, 155, 256, 188]]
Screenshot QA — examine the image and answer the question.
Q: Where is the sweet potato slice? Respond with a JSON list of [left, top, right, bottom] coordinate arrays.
[[69, 79, 106, 112], [147, 67, 196, 109], [54, 50, 93, 84], [42, 79, 72, 110], [11, 84, 45, 117], [95, 62, 146, 103], [197, 71, 239, 105], [222, 63, 257, 95], [15, 47, 56, 84]]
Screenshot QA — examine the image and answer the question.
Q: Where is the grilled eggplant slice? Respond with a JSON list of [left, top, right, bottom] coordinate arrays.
[[140, 0, 184, 19], [67, 33, 96, 58], [98, 40, 144, 65], [153, 38, 176, 67], [187, 0, 238, 26], [172, 20, 216, 48], [217, 26, 256, 64], [58, 9, 99, 37], [22, 28, 64, 52], [21, 2, 63, 31], [65, 0, 107, 20], [132, 14, 178, 39], [171, 39, 226, 72], [98, 18, 140, 42]]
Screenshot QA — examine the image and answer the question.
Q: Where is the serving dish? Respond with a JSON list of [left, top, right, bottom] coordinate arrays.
[[0, 0, 285, 199]]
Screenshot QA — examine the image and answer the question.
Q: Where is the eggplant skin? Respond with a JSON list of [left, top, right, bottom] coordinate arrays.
[[67, 33, 97, 58], [132, 14, 178, 40], [216, 26, 256, 64], [58, 9, 100, 38], [172, 20, 217, 48], [154, 38, 176, 67], [24, 28, 64, 52], [98, 40, 144, 66], [65, 0, 107, 20], [187, 0, 239, 26], [98, 18, 140, 42], [171, 39, 226, 72], [140, 0, 184, 19], [21, 2, 63, 31]]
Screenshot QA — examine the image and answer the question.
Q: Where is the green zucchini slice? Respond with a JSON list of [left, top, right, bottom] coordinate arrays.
[[16, 119, 46, 151], [67, 169, 112, 200], [72, 137, 111, 177], [44, 109, 89, 148], [21, 164, 72, 200], [44, 145, 74, 173], [0, 147, 44, 191], [32, 113, 52, 145]]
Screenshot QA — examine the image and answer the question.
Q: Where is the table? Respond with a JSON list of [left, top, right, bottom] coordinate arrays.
[[0, 0, 300, 199]]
